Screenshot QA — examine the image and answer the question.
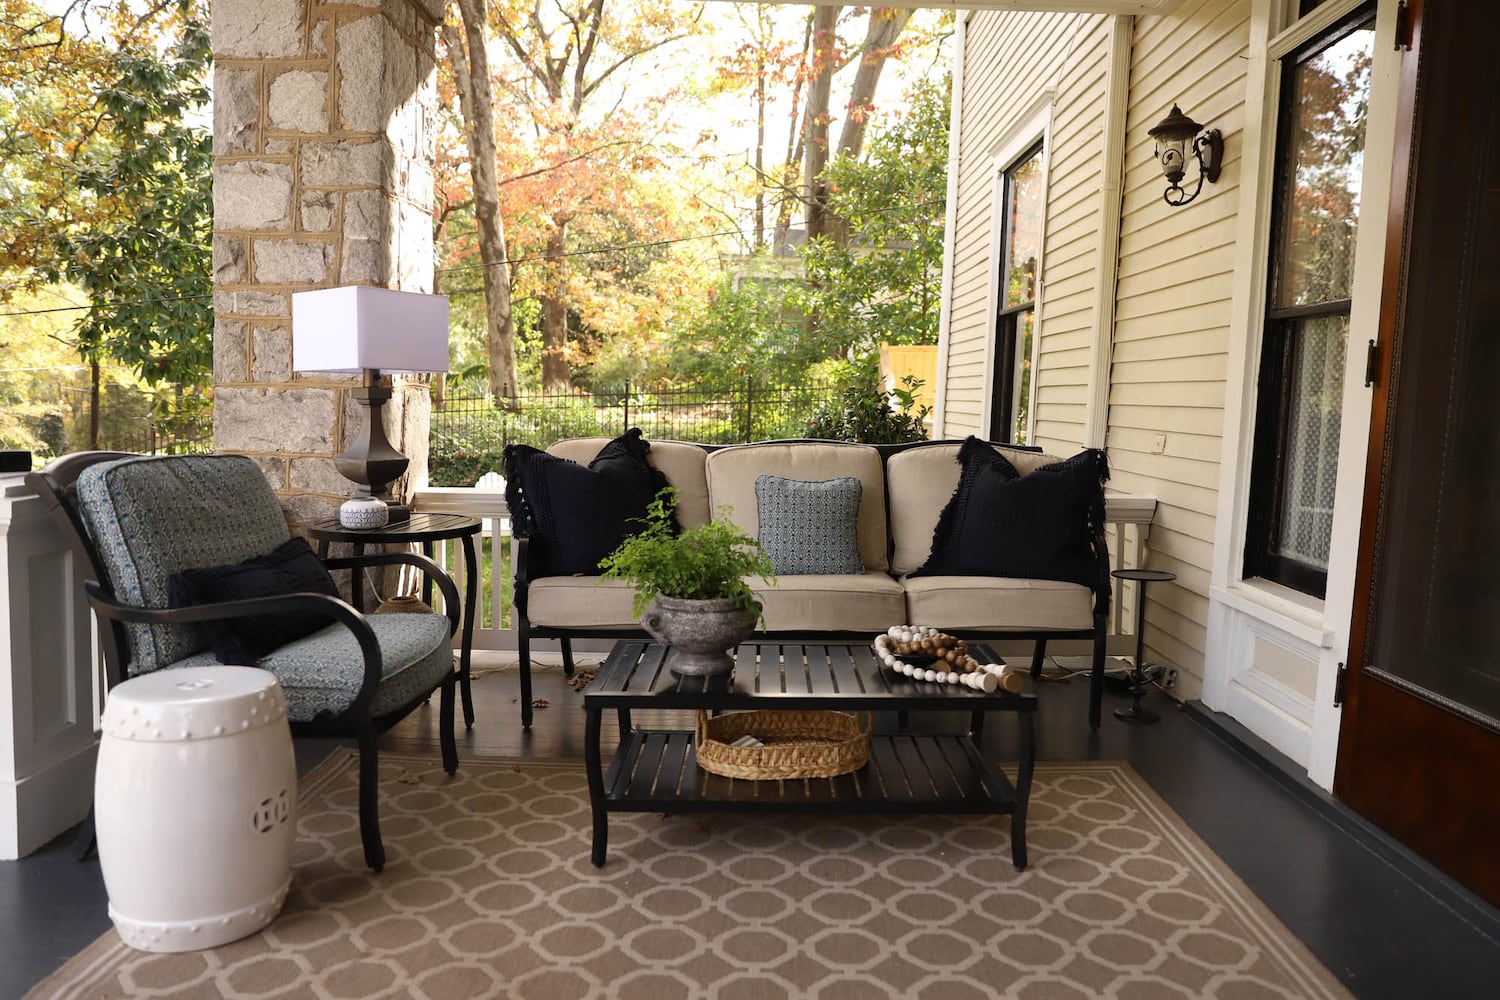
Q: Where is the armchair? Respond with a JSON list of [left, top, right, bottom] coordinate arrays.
[[28, 452, 461, 872]]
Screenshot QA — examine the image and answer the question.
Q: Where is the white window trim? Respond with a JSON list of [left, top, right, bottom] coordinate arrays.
[[1205, 0, 1404, 787], [980, 92, 1054, 444]]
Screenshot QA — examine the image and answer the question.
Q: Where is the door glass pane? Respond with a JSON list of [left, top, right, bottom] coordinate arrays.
[[1274, 314, 1347, 570], [1004, 148, 1043, 308], [1370, 81, 1500, 727], [1274, 19, 1376, 307]]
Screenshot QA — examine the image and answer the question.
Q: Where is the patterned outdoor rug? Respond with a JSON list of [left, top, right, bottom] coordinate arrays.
[[30, 752, 1351, 999]]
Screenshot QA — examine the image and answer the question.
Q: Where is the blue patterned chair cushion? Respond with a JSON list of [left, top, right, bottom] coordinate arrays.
[[168, 613, 454, 723], [754, 474, 864, 575], [76, 454, 292, 673]]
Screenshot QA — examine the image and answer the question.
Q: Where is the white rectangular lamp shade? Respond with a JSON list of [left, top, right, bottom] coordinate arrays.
[[291, 286, 450, 373]]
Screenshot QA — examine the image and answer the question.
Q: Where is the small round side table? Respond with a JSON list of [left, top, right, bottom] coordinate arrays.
[[1111, 568, 1177, 724]]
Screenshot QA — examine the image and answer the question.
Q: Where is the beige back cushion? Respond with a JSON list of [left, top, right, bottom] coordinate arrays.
[[546, 438, 711, 528], [886, 442, 1063, 576], [705, 442, 888, 573]]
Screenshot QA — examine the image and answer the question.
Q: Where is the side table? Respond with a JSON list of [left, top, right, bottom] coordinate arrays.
[[1111, 568, 1177, 724], [309, 512, 481, 728]]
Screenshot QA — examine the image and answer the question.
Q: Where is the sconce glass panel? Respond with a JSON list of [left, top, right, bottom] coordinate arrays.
[[1273, 19, 1377, 308]]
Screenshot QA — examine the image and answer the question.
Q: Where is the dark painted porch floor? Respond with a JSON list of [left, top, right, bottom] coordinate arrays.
[[3, 654, 1498, 999]]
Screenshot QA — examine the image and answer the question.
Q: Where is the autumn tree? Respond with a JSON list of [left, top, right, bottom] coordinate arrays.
[[441, 0, 520, 403], [431, 0, 710, 394]]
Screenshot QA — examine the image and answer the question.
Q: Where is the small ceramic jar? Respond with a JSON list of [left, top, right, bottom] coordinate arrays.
[[339, 495, 389, 529]]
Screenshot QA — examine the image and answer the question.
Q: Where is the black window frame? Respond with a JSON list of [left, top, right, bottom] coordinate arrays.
[[990, 140, 1044, 445], [1243, 3, 1377, 598]]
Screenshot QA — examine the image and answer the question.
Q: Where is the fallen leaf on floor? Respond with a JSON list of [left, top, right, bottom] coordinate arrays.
[[532, 698, 549, 709], [568, 669, 598, 692]]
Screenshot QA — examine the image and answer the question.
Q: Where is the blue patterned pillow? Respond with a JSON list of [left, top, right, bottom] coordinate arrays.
[[754, 475, 864, 576]]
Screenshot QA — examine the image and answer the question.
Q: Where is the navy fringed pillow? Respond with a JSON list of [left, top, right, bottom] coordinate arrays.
[[503, 428, 672, 577], [912, 437, 1109, 596], [167, 536, 341, 665]]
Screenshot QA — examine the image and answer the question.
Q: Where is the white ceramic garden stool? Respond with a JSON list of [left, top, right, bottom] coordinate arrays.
[[95, 665, 297, 953]]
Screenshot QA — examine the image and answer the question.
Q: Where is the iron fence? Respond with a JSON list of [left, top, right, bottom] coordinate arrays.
[[429, 378, 839, 486]]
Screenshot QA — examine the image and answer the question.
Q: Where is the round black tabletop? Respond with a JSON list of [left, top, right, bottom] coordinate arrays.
[[306, 511, 481, 545], [1111, 567, 1177, 583]]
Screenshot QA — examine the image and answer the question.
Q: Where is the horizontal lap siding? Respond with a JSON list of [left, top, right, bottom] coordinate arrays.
[[1035, 21, 1107, 452], [945, 10, 1098, 437], [1106, 0, 1250, 684]]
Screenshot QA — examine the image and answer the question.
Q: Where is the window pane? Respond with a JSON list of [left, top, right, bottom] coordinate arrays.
[[1273, 314, 1348, 570], [1274, 20, 1375, 307], [1005, 148, 1043, 308], [1013, 308, 1034, 444]]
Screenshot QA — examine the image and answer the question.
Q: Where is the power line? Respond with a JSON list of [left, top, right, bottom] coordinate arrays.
[[0, 200, 940, 320]]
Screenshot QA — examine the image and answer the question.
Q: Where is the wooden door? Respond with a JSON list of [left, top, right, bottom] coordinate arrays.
[[1335, 0, 1500, 908]]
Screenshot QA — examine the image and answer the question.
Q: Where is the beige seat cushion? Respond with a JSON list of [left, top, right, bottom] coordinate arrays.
[[902, 575, 1095, 631], [706, 442, 889, 573], [886, 441, 1065, 575], [750, 572, 906, 633], [526, 576, 639, 628], [547, 438, 711, 528]]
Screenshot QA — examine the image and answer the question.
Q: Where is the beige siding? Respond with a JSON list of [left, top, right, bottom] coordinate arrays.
[[944, 10, 1100, 437], [946, 0, 1253, 684], [1106, 0, 1249, 681]]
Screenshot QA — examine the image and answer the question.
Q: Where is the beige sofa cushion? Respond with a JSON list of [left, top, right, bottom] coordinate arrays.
[[886, 441, 1065, 576], [548, 438, 711, 528], [902, 575, 1094, 631], [526, 575, 639, 628], [706, 442, 889, 573], [749, 572, 906, 632]]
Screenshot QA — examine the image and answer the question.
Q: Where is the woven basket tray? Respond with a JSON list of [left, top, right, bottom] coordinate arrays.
[[694, 710, 870, 780]]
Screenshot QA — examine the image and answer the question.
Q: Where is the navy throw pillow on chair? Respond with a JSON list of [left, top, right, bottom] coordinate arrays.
[[167, 536, 342, 664], [754, 474, 864, 575], [503, 428, 672, 576], [912, 437, 1109, 596]]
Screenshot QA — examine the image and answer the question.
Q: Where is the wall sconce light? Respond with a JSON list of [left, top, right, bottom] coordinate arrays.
[[1148, 104, 1222, 207]]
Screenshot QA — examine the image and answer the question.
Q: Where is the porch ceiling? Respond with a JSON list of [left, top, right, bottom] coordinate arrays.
[[703, 0, 1184, 13]]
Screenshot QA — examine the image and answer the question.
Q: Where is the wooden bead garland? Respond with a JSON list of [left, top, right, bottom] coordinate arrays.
[[872, 626, 1026, 694]]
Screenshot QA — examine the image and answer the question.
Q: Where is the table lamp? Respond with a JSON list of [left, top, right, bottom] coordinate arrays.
[[292, 286, 449, 526]]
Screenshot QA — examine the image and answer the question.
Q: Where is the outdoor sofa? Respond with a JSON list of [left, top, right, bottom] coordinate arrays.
[[506, 433, 1114, 729]]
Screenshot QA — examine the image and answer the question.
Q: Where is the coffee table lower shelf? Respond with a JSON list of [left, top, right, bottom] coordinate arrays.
[[588, 730, 1029, 869]]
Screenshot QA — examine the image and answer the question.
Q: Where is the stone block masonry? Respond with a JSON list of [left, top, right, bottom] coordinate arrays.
[[211, 0, 440, 526]]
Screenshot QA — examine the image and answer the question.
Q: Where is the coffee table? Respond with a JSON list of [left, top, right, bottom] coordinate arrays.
[[583, 641, 1037, 869]]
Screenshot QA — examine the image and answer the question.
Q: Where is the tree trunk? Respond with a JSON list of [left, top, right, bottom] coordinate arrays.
[[89, 358, 100, 450], [448, 0, 520, 403], [778, 9, 816, 237], [835, 8, 913, 163], [803, 4, 841, 245], [540, 222, 571, 394]]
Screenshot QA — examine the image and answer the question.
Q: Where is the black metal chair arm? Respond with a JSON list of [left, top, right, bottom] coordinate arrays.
[[322, 551, 462, 636], [512, 536, 533, 616], [82, 581, 385, 706]]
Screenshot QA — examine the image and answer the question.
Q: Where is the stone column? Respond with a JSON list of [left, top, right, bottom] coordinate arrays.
[[211, 0, 443, 526]]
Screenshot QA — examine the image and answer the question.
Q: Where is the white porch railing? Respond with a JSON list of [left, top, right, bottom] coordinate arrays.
[[412, 486, 1159, 658]]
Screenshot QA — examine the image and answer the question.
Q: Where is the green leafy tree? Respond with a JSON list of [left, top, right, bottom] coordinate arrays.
[[797, 77, 948, 366], [42, 2, 213, 444]]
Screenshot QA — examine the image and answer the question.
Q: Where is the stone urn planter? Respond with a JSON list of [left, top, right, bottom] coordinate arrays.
[[641, 595, 759, 676]]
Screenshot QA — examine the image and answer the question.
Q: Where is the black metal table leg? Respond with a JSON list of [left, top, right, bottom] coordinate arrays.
[[585, 704, 608, 867], [1012, 709, 1035, 871], [459, 534, 478, 728], [1112, 568, 1175, 725]]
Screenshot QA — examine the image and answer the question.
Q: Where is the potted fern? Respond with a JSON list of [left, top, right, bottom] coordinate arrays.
[[599, 487, 776, 675]]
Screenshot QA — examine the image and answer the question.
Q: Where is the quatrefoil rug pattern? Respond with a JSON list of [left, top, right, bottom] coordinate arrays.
[[31, 754, 1351, 999]]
